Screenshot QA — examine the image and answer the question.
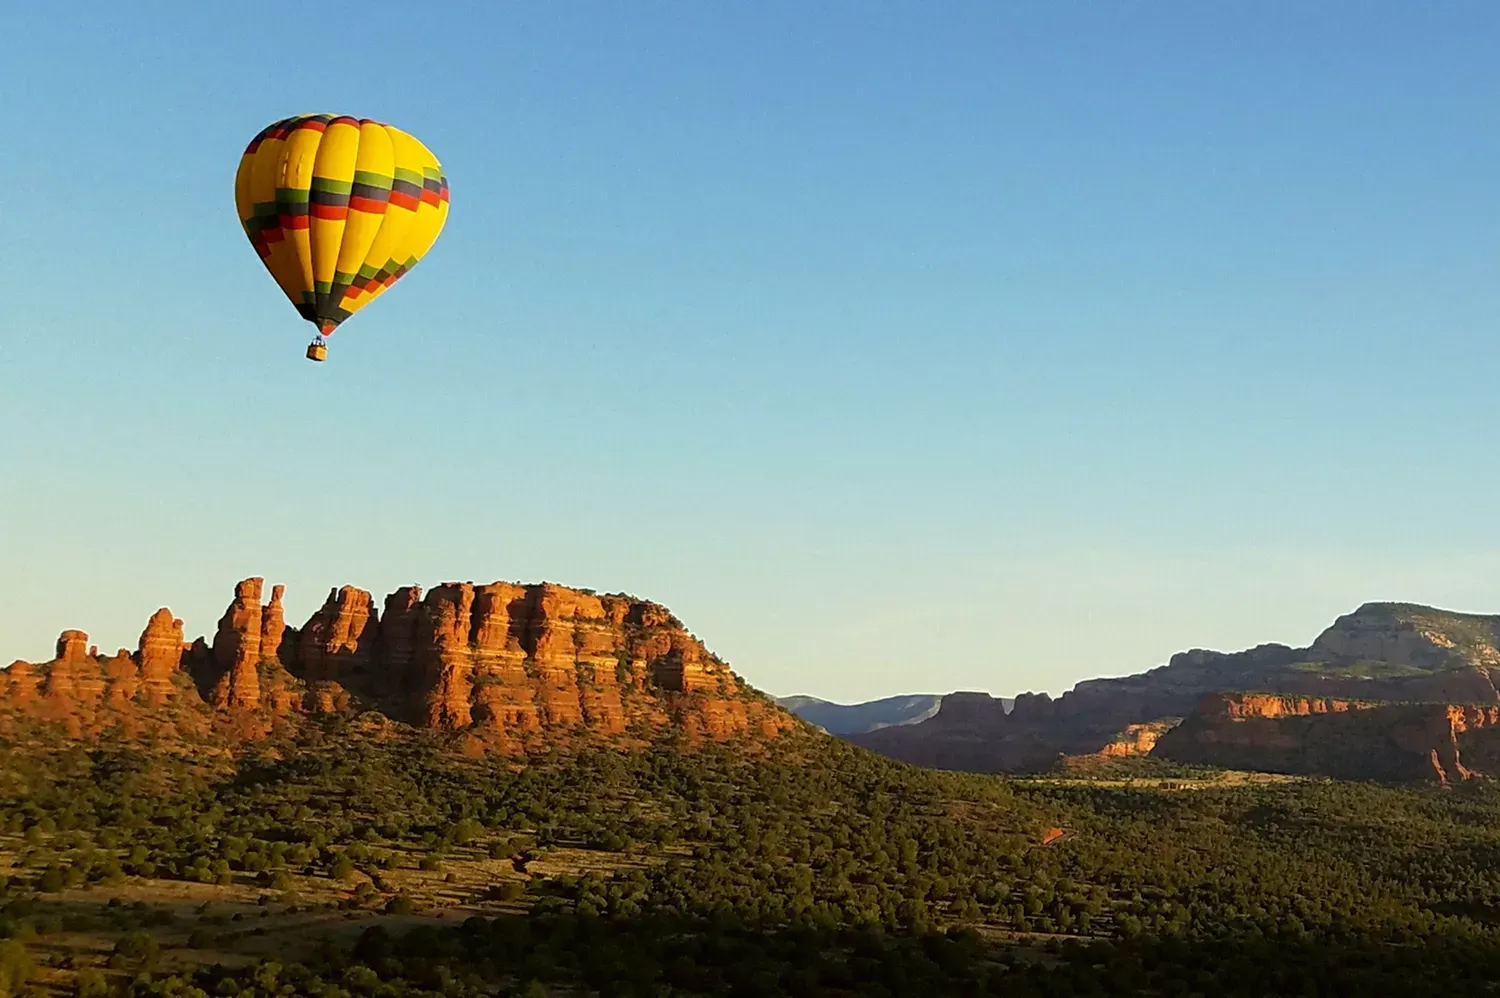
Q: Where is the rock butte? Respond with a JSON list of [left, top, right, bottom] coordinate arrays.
[[0, 576, 797, 753]]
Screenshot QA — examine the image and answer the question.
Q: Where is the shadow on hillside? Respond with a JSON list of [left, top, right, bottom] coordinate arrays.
[[9, 888, 1500, 996], [192, 911, 1500, 997]]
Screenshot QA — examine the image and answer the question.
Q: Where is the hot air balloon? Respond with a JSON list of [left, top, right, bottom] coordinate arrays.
[[234, 114, 450, 362]]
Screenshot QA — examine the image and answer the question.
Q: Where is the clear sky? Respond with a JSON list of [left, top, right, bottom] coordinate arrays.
[[4, 2, 1500, 703]]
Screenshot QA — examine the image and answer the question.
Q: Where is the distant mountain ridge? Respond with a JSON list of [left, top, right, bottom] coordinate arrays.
[[840, 601, 1500, 782], [775, 694, 963, 734]]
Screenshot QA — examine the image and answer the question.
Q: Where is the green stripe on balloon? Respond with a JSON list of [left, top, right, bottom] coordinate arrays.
[[310, 177, 354, 195]]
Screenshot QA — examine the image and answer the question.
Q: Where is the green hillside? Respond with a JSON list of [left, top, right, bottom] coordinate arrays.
[[3, 723, 1500, 994]]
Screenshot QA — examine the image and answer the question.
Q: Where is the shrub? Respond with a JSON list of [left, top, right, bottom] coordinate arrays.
[[110, 930, 159, 969], [0, 939, 31, 996], [74, 968, 108, 998]]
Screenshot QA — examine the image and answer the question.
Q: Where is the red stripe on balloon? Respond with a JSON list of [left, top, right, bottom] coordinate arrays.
[[348, 196, 390, 213]]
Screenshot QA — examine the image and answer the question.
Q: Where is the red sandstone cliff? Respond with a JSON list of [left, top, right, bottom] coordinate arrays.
[[1152, 692, 1500, 784], [0, 575, 795, 753], [1096, 720, 1177, 758]]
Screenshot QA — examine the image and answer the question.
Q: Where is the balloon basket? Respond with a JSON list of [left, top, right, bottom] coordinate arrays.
[[306, 339, 328, 362]]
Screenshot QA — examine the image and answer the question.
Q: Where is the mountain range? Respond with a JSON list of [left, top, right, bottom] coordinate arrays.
[[806, 602, 1500, 784]]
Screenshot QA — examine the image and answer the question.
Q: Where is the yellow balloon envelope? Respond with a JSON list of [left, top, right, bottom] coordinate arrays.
[[233, 114, 450, 360]]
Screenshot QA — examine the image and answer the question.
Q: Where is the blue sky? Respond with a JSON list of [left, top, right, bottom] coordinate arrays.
[[4, 2, 1500, 701]]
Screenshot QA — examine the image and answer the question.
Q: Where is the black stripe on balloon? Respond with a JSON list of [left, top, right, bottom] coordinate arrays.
[[350, 182, 391, 202], [309, 190, 352, 208], [314, 293, 352, 325], [391, 179, 422, 200]]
